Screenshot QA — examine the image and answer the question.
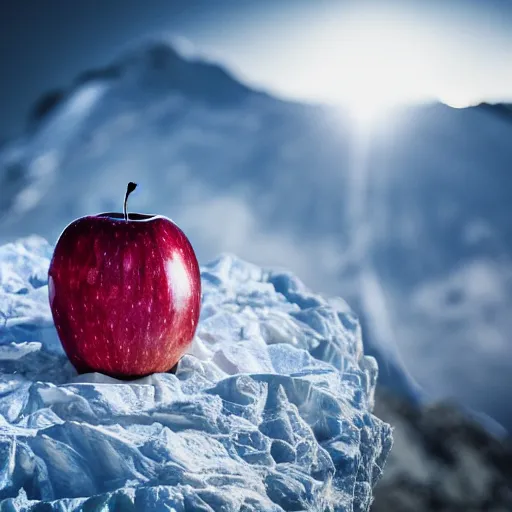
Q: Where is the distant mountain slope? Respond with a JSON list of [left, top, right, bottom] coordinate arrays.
[[372, 389, 512, 512], [475, 102, 512, 122], [0, 40, 511, 431]]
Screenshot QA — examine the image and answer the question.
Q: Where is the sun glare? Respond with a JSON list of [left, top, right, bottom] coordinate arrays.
[[438, 94, 474, 109], [333, 25, 431, 126], [302, 17, 439, 128], [346, 96, 397, 129]]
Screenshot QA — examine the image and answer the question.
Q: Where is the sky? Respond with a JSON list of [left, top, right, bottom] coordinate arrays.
[[0, 0, 512, 138]]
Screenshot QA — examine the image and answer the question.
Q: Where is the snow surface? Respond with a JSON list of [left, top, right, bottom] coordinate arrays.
[[0, 237, 392, 511]]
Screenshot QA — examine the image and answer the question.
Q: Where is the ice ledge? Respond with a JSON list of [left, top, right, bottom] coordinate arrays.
[[0, 239, 392, 511]]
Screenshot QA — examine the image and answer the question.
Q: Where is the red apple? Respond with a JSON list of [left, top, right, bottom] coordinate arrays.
[[48, 183, 201, 378]]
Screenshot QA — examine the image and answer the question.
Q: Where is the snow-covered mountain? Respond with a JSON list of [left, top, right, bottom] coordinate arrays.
[[0, 237, 391, 511], [0, 41, 511, 431]]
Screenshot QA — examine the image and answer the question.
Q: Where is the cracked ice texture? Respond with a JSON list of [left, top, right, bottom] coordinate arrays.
[[0, 237, 392, 511]]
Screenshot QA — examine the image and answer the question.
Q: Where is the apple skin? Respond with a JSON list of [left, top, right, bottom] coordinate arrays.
[[48, 212, 201, 378]]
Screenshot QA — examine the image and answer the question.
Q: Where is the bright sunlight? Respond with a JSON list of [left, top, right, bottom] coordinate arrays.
[[272, 8, 468, 127], [329, 23, 434, 125]]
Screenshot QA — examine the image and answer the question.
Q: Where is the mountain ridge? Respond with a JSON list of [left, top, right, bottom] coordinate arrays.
[[27, 41, 271, 131], [22, 40, 512, 134]]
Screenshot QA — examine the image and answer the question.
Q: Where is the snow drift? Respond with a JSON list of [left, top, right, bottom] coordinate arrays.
[[0, 237, 392, 511]]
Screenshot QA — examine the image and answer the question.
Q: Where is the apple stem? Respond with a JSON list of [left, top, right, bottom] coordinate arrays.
[[124, 182, 137, 221]]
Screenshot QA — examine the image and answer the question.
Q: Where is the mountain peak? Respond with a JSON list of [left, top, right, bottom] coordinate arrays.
[[28, 39, 255, 129]]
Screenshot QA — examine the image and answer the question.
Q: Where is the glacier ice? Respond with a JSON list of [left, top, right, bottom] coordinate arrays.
[[0, 237, 392, 511]]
